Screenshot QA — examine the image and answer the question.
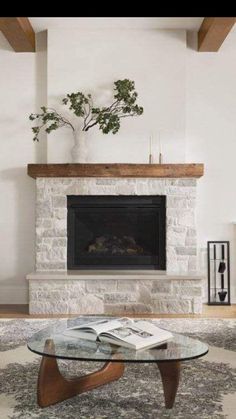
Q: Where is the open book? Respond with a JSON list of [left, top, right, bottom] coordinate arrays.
[[63, 318, 173, 351]]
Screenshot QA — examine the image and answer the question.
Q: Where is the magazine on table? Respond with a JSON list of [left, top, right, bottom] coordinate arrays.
[[63, 318, 173, 351]]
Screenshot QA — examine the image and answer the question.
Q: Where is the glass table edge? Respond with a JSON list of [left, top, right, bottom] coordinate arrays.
[[27, 344, 209, 363]]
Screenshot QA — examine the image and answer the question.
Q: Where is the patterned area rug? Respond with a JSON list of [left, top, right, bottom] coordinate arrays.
[[0, 318, 235, 419]]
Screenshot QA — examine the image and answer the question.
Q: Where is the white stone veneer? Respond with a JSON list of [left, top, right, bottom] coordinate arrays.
[[30, 177, 203, 314], [28, 274, 203, 315], [35, 177, 197, 272]]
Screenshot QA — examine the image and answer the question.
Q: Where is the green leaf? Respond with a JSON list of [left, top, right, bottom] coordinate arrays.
[[29, 79, 143, 141]]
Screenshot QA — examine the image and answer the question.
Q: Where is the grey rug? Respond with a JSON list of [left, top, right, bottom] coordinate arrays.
[[0, 318, 235, 419]]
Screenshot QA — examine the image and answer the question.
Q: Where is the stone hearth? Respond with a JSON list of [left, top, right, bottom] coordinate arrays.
[[27, 271, 203, 314]]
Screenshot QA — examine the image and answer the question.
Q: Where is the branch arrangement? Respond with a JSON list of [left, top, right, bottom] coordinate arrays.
[[29, 79, 143, 141]]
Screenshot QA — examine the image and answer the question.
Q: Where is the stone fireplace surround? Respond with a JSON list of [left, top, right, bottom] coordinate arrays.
[[27, 172, 204, 315]]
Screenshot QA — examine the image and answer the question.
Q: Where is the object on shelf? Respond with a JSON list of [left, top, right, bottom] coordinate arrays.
[[148, 134, 153, 164], [149, 154, 153, 164], [207, 241, 230, 305]]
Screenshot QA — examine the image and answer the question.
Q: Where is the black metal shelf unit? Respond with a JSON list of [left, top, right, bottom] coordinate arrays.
[[207, 241, 231, 305]]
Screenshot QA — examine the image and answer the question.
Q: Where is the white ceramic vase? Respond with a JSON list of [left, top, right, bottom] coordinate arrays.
[[71, 129, 88, 163]]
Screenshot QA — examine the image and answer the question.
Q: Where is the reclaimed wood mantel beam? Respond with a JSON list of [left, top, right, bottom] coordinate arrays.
[[27, 163, 204, 179]]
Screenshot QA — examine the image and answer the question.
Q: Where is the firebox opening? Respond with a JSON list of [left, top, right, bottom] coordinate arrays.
[[67, 195, 166, 270]]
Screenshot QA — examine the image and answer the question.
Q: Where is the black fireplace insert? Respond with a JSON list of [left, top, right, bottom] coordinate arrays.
[[67, 195, 166, 270]]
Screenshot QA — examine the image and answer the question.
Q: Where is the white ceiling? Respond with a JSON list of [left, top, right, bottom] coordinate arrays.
[[29, 17, 204, 33]]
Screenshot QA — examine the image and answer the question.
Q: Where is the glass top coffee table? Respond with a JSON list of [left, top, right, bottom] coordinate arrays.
[[28, 316, 208, 409]]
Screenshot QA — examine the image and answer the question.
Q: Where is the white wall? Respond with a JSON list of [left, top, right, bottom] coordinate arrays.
[[47, 29, 186, 164], [186, 32, 236, 302], [0, 33, 37, 303], [1, 26, 236, 303]]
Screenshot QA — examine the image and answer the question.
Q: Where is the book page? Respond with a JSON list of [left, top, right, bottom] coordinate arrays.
[[101, 325, 151, 340], [99, 320, 173, 350], [133, 321, 173, 340], [66, 317, 132, 335]]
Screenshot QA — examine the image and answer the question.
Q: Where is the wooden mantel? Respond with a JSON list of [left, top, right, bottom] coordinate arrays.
[[27, 163, 204, 179]]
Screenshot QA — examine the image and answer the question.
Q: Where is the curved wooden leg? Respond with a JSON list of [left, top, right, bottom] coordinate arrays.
[[157, 361, 180, 409], [37, 339, 125, 407]]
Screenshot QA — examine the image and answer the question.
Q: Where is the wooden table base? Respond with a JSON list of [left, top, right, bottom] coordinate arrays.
[[38, 354, 125, 407], [157, 361, 180, 409], [37, 341, 180, 409]]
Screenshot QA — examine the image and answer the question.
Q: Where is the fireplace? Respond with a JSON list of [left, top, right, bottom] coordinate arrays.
[[67, 195, 166, 270], [29, 175, 204, 315]]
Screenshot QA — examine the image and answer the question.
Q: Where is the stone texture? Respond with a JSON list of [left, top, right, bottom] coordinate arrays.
[[117, 280, 138, 292], [36, 200, 52, 218], [167, 227, 186, 246], [40, 228, 67, 238], [96, 179, 117, 185], [36, 244, 48, 252], [47, 247, 66, 261], [104, 303, 153, 314], [174, 279, 203, 287], [151, 281, 172, 294], [54, 208, 67, 219], [29, 301, 69, 314], [54, 218, 66, 230], [176, 256, 189, 272], [165, 186, 196, 197], [187, 228, 196, 237], [52, 238, 67, 247], [35, 177, 198, 273], [188, 256, 197, 271], [29, 276, 203, 314], [167, 197, 195, 209], [52, 196, 66, 208], [152, 299, 192, 314], [68, 295, 104, 314], [36, 262, 66, 270], [104, 292, 137, 303], [192, 297, 203, 314], [36, 219, 53, 229], [173, 286, 202, 297], [185, 236, 197, 246], [178, 179, 197, 187], [176, 247, 197, 256], [138, 284, 152, 305], [31, 176, 202, 314], [86, 280, 117, 293]]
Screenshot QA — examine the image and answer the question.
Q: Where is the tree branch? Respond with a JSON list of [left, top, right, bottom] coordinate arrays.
[[84, 120, 99, 131], [83, 99, 93, 130], [46, 108, 75, 131], [119, 113, 137, 118]]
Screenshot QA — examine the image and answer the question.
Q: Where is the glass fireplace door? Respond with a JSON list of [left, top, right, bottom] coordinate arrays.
[[67, 195, 166, 270]]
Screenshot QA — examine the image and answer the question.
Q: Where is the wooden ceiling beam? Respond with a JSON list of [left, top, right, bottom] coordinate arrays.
[[198, 17, 236, 52], [0, 17, 35, 52]]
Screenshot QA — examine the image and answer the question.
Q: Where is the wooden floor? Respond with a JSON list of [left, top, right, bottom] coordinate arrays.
[[0, 304, 235, 318]]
